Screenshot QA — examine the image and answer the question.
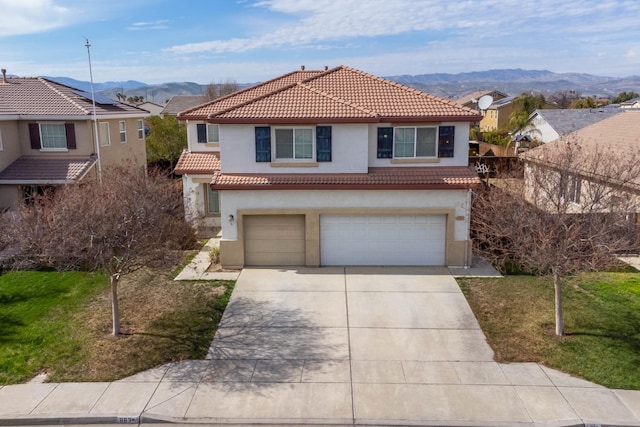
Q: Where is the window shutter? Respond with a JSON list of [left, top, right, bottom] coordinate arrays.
[[316, 126, 332, 162], [255, 126, 271, 162], [196, 124, 207, 143], [65, 123, 76, 149], [377, 127, 393, 158], [29, 123, 41, 149], [438, 126, 455, 158]]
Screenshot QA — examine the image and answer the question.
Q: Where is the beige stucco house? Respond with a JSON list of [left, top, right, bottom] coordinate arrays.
[[0, 74, 149, 210], [175, 66, 482, 268]]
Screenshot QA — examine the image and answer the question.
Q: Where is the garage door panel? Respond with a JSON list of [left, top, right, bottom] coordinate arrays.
[[320, 214, 445, 266], [244, 215, 305, 266]]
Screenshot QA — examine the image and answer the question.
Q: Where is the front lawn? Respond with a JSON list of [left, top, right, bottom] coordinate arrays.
[[458, 272, 640, 389], [0, 259, 233, 384]]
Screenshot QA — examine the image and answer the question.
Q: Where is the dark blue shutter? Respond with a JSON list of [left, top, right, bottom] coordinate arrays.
[[65, 124, 76, 149], [29, 123, 41, 149], [255, 126, 271, 162], [377, 127, 393, 158], [197, 124, 207, 143], [316, 126, 332, 162], [438, 126, 455, 158]]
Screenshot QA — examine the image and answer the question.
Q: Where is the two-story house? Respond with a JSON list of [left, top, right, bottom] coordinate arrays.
[[0, 73, 149, 210], [175, 66, 481, 268]]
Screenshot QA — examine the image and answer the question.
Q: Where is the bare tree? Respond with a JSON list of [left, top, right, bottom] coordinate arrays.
[[2, 165, 196, 335], [472, 139, 640, 336], [549, 89, 581, 109], [202, 78, 240, 102]]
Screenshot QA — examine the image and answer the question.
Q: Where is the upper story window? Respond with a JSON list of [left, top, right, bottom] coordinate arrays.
[[196, 123, 219, 143], [119, 121, 126, 143], [28, 122, 76, 151], [394, 127, 437, 158], [275, 128, 313, 160], [254, 126, 331, 163], [377, 125, 455, 159], [99, 122, 111, 146], [137, 120, 144, 139]]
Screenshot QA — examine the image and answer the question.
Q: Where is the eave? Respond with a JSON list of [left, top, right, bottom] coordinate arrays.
[[211, 183, 479, 191]]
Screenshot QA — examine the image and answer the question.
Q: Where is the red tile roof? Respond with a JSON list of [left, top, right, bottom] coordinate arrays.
[[180, 66, 481, 123], [210, 167, 480, 190], [173, 151, 221, 175], [0, 77, 148, 117], [0, 156, 96, 184]]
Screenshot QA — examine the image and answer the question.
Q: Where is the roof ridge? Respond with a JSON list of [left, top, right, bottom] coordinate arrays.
[[297, 82, 378, 117], [339, 66, 480, 115], [180, 70, 323, 117], [39, 77, 90, 115]]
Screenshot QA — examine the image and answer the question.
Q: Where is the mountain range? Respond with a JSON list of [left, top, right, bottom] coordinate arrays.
[[46, 69, 640, 105]]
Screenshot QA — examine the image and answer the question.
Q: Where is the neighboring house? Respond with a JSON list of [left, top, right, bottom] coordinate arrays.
[[521, 108, 622, 144], [620, 97, 640, 109], [480, 98, 558, 133], [137, 101, 164, 116], [175, 65, 481, 268], [521, 110, 640, 214], [455, 90, 509, 110], [0, 73, 149, 210], [161, 95, 204, 116]]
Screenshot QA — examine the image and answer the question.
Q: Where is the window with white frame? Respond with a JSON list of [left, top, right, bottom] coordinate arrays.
[[393, 127, 437, 158], [204, 185, 220, 214], [40, 123, 67, 149], [137, 120, 144, 139], [561, 174, 581, 203], [119, 121, 126, 143], [99, 122, 111, 146], [207, 124, 219, 143], [275, 127, 313, 160]]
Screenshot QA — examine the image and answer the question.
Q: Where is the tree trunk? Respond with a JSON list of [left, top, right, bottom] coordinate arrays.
[[553, 268, 564, 336], [110, 274, 120, 336]]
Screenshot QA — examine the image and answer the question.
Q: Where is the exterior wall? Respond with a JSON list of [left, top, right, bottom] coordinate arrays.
[[182, 175, 221, 228], [218, 189, 472, 268], [0, 121, 20, 171], [0, 185, 21, 211], [368, 122, 470, 168], [98, 118, 147, 170], [522, 115, 560, 143], [219, 123, 369, 174]]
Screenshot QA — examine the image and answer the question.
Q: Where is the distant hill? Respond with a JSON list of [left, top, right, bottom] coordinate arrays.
[[384, 69, 640, 99], [42, 69, 640, 104]]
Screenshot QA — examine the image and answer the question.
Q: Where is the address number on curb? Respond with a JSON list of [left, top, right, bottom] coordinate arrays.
[[117, 416, 139, 424]]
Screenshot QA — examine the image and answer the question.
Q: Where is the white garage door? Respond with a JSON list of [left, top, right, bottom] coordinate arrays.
[[244, 215, 305, 266], [320, 215, 446, 266]]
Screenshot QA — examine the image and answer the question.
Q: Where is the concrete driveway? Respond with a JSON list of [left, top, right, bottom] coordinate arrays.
[[140, 267, 640, 426]]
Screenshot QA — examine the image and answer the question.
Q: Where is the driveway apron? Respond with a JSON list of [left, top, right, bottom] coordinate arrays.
[[140, 267, 640, 426]]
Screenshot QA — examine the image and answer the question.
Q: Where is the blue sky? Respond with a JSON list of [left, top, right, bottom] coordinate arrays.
[[1, 0, 639, 84]]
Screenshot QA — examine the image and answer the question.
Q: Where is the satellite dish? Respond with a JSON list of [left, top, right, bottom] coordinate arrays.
[[477, 95, 494, 110]]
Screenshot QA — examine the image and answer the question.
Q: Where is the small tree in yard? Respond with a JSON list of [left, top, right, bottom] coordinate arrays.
[[2, 166, 196, 335], [146, 115, 187, 172], [472, 139, 640, 336]]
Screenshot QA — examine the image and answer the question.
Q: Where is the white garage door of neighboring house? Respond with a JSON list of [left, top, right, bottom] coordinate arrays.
[[244, 215, 306, 266], [320, 215, 446, 266]]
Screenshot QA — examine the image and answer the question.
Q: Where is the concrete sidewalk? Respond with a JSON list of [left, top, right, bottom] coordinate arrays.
[[1, 266, 640, 426]]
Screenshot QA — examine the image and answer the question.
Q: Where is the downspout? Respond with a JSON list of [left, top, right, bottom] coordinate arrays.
[[465, 188, 472, 268]]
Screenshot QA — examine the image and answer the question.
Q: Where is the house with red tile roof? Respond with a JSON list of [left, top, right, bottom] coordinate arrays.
[[0, 72, 149, 210], [174, 66, 482, 268]]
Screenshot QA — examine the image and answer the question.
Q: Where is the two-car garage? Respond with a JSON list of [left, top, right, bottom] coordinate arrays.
[[243, 214, 447, 267]]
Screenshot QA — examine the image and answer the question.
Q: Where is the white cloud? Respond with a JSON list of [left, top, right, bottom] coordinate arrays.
[[0, 0, 73, 36], [126, 20, 169, 31]]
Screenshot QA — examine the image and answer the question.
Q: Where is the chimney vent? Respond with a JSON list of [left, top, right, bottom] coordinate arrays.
[[1, 69, 6, 84], [300, 65, 305, 71], [324, 66, 328, 71]]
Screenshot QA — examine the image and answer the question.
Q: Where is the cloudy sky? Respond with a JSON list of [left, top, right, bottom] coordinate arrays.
[[1, 0, 639, 84]]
